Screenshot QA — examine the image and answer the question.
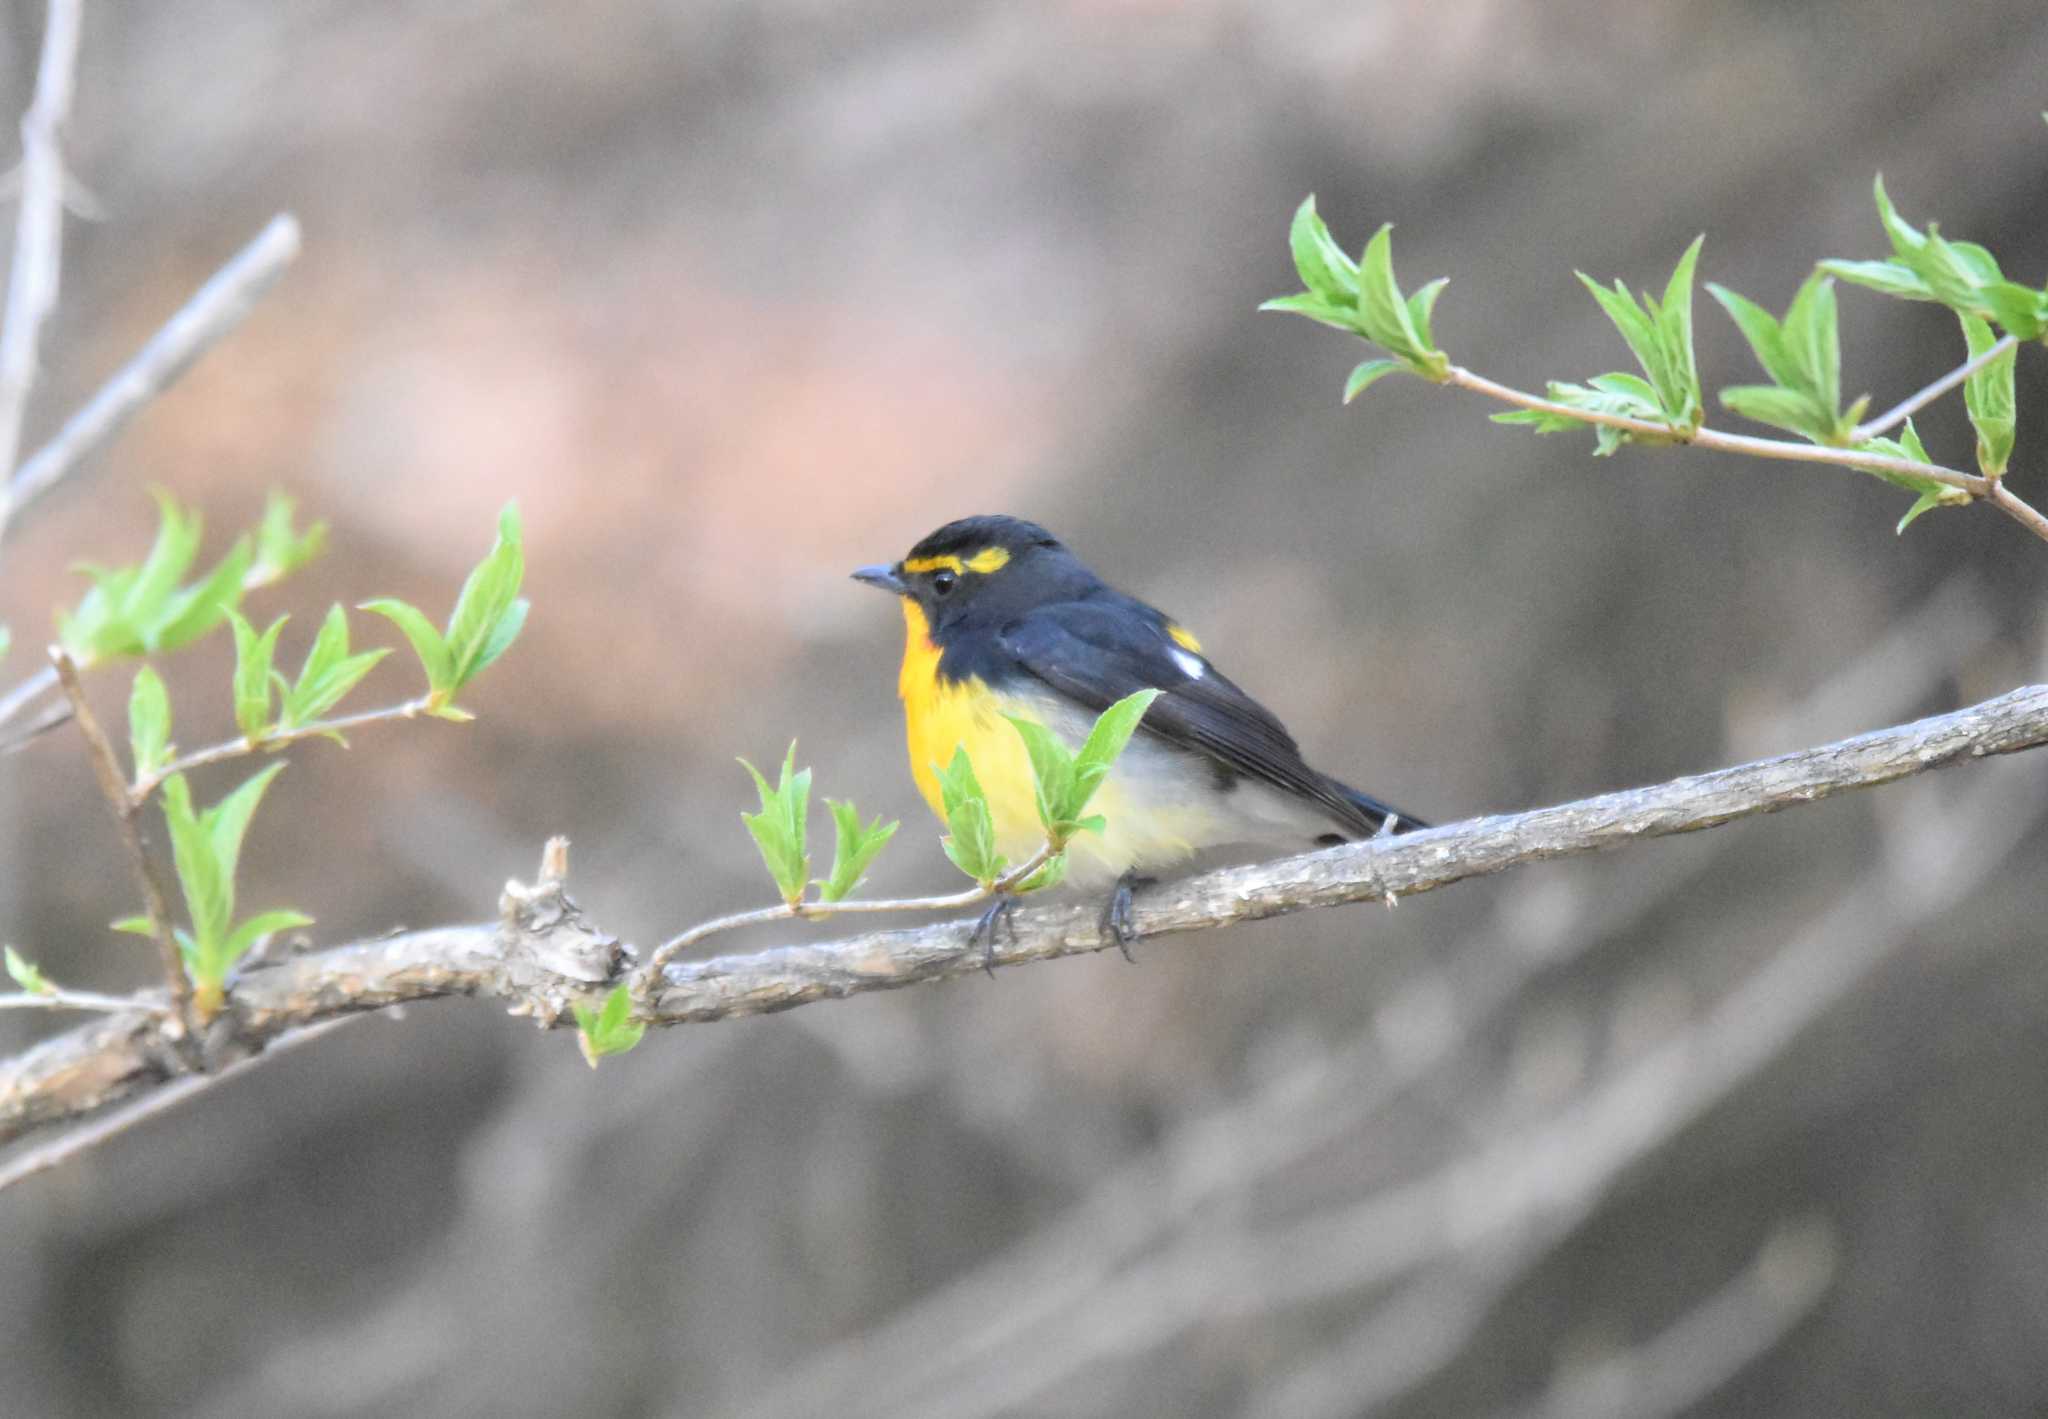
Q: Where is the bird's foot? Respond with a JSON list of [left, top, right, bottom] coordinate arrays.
[[969, 894, 1020, 975], [1100, 870, 1153, 963]]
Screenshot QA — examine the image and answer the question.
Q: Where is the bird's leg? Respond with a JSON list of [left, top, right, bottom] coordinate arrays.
[[1100, 870, 1152, 962], [969, 893, 1020, 975]]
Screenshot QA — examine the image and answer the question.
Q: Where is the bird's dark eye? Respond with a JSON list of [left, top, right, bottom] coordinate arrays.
[[931, 569, 958, 596]]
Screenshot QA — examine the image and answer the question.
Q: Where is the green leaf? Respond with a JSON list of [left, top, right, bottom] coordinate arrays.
[[1071, 688, 1163, 820], [128, 665, 172, 778], [220, 909, 314, 967], [228, 610, 288, 742], [1256, 293, 1360, 333], [1896, 489, 1945, 534], [360, 598, 453, 693], [160, 774, 228, 959], [127, 489, 204, 631], [1818, 257, 1930, 301], [1959, 313, 2016, 477], [1981, 281, 2047, 341], [1342, 359, 1404, 404], [1406, 277, 1450, 351], [1782, 275, 1843, 432], [819, 799, 898, 902], [1286, 195, 1359, 303], [281, 605, 390, 730], [1708, 284, 1797, 388], [111, 914, 153, 936], [934, 746, 1003, 886], [248, 491, 328, 588], [5, 945, 50, 995], [1002, 713, 1077, 836], [152, 535, 253, 653], [1652, 235, 1704, 426], [444, 503, 526, 689], [1718, 384, 1834, 441], [1576, 273, 1669, 408], [1491, 379, 1668, 455], [1357, 224, 1429, 362], [738, 743, 810, 904], [205, 762, 287, 896], [574, 983, 646, 1066]]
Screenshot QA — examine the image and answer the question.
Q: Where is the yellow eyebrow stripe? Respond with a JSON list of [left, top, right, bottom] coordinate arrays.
[[1167, 623, 1202, 653], [902, 554, 964, 575], [902, 547, 1012, 576]]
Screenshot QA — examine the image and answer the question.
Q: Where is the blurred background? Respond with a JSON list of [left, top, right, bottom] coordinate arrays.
[[2, 1, 2047, 1415]]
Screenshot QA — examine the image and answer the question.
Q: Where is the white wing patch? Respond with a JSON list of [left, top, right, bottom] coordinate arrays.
[[1169, 646, 1205, 680]]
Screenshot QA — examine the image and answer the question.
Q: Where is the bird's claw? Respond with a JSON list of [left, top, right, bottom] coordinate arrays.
[[1100, 871, 1149, 963], [969, 894, 1019, 975]]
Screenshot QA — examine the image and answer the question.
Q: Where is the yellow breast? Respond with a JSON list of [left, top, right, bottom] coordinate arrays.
[[898, 600, 1045, 863]]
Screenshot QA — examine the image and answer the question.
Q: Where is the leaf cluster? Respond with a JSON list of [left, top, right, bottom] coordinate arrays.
[[116, 767, 310, 1014], [1002, 688, 1162, 846], [736, 743, 900, 906], [1493, 238, 1706, 452], [1260, 196, 1450, 397], [57, 490, 320, 665], [574, 983, 646, 1067], [225, 604, 392, 748], [1821, 177, 2047, 339], [363, 503, 527, 719]]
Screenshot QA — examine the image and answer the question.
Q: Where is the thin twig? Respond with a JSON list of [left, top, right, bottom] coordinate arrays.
[[635, 840, 1061, 989], [1853, 333, 2019, 441], [0, 0, 84, 553], [48, 645, 193, 1028], [0, 663, 56, 728], [0, 1015, 358, 1192], [129, 695, 432, 806], [1442, 365, 1989, 495], [5, 213, 302, 527], [0, 986, 161, 1013]]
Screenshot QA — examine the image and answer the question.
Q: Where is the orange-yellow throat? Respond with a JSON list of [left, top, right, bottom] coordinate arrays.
[[897, 599, 1041, 861]]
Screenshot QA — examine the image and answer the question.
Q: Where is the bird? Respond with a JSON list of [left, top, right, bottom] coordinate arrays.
[[852, 514, 1427, 959]]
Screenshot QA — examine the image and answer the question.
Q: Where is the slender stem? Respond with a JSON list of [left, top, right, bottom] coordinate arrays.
[[0, 664, 57, 728], [49, 646, 194, 1028], [0, 986, 163, 1014], [0, 1016, 359, 1192], [0, 0, 84, 555], [129, 696, 432, 806], [1853, 334, 2018, 441], [635, 841, 1062, 991], [1440, 364, 2048, 546], [7, 213, 301, 527]]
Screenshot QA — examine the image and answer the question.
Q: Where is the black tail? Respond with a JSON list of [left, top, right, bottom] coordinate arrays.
[[1332, 779, 1429, 836]]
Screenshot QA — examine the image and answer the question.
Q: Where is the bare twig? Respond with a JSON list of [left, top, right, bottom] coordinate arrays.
[[0, 0, 84, 552], [1853, 333, 2018, 441], [3, 682, 2047, 1153], [5, 212, 302, 527], [1439, 363, 2048, 545], [635, 840, 1061, 990], [0, 1015, 357, 1192], [48, 645, 193, 1028], [128, 695, 433, 805], [0, 985, 161, 1014], [0, 663, 56, 728]]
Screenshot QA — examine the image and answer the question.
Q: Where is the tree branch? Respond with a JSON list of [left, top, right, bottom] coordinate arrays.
[[4, 681, 2047, 1155], [0, 0, 84, 552], [48, 645, 194, 1029], [4, 212, 301, 528]]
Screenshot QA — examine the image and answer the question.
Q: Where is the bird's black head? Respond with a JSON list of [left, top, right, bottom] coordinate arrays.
[[853, 515, 1100, 635]]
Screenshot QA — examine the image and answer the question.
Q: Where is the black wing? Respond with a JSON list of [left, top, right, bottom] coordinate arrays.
[[997, 596, 1400, 837]]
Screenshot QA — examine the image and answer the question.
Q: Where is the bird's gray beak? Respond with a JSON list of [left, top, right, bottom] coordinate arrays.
[[852, 564, 908, 595]]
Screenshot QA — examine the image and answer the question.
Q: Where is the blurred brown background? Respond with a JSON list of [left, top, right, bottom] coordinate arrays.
[[3, 1, 2048, 1415]]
